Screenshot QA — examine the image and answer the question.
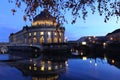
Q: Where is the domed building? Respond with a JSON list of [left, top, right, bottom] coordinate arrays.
[[9, 10, 65, 45]]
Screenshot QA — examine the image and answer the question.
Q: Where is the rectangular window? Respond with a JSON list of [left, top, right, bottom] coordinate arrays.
[[40, 32, 44, 35], [29, 33, 31, 36], [34, 32, 36, 36], [48, 32, 51, 35]]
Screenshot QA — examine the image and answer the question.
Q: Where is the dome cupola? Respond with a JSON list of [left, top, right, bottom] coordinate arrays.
[[32, 9, 57, 27]]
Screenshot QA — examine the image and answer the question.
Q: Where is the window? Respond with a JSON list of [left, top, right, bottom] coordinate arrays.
[[33, 37, 37, 43], [48, 32, 51, 38], [29, 33, 31, 36], [54, 32, 57, 36], [40, 36, 44, 43], [59, 38, 62, 42], [47, 38, 52, 43], [48, 32, 51, 35], [54, 37, 58, 43], [59, 32, 62, 36], [40, 32, 44, 35], [34, 32, 36, 36]]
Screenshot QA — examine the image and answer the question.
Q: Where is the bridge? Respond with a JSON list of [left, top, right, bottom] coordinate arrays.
[[0, 42, 9, 53]]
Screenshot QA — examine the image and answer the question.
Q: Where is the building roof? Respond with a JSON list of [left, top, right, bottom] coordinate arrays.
[[33, 9, 55, 21], [32, 9, 57, 27], [106, 28, 120, 36]]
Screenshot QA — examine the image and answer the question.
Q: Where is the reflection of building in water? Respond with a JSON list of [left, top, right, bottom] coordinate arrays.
[[107, 58, 120, 69], [9, 9, 65, 45], [8, 59, 68, 80]]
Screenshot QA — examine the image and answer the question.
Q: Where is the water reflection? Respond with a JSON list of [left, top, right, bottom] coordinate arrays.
[[71, 47, 120, 70], [8, 56, 68, 80], [2, 46, 120, 80]]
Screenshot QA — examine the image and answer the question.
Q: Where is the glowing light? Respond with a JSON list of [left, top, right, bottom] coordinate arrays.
[[112, 59, 115, 64], [33, 67, 37, 71], [110, 37, 113, 40], [80, 52, 83, 55], [95, 63, 97, 66], [82, 57, 87, 60], [65, 61, 68, 66], [55, 65, 58, 69], [34, 32, 36, 36], [48, 61, 51, 64], [40, 32, 44, 35], [90, 60, 92, 63], [82, 42, 87, 45], [48, 66, 52, 70], [76, 50, 78, 53], [32, 20, 57, 26], [34, 63, 36, 66], [29, 66, 32, 70], [29, 33, 31, 36], [41, 66, 45, 71]]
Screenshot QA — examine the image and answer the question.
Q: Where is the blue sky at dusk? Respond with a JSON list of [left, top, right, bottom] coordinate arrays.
[[0, 0, 120, 42]]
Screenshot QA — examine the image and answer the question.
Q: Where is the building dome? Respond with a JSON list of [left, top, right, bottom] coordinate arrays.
[[32, 9, 57, 27]]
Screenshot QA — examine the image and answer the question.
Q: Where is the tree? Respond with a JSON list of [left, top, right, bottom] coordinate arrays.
[[9, 0, 120, 24]]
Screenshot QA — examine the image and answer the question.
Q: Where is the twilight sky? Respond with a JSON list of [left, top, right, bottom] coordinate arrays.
[[0, 0, 120, 42]]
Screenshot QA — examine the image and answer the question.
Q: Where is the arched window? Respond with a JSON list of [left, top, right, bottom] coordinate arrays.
[[54, 37, 58, 43], [47, 38, 52, 43], [59, 38, 62, 43], [40, 36, 44, 43], [33, 37, 37, 44]]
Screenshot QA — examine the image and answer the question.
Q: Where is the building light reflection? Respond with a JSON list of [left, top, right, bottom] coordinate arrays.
[[48, 66, 52, 71], [55, 65, 58, 69], [29, 66, 32, 70], [41, 66, 45, 71], [80, 52, 83, 55], [90, 60, 92, 63], [82, 56, 87, 60], [33, 67, 37, 71], [95, 63, 98, 66], [76, 50, 78, 53]]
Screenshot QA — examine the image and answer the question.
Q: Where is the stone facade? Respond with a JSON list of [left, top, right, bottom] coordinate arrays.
[[9, 10, 65, 45]]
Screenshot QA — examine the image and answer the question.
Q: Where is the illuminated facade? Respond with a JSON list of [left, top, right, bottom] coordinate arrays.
[[9, 10, 65, 45]]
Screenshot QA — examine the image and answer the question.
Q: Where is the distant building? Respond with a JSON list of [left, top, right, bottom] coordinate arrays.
[[9, 10, 65, 45], [77, 36, 106, 44], [106, 29, 120, 42]]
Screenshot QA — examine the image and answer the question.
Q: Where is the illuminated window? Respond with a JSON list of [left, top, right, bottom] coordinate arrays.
[[54, 37, 58, 43], [33, 37, 37, 43], [47, 38, 52, 43], [29, 33, 31, 36], [110, 37, 113, 40], [59, 38, 62, 42], [59, 32, 62, 36], [40, 32, 44, 35], [48, 32, 51, 36], [54, 32, 57, 36], [34, 32, 36, 36], [40, 36, 44, 43]]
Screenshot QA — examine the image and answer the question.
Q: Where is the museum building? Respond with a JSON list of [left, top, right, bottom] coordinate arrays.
[[9, 10, 65, 45]]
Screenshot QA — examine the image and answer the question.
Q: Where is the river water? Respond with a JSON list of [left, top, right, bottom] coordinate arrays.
[[0, 53, 120, 80]]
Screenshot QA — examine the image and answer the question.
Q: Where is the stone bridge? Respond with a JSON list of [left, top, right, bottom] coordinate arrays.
[[0, 42, 9, 53]]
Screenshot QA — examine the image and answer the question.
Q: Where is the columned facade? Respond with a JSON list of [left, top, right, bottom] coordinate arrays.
[[9, 10, 65, 45]]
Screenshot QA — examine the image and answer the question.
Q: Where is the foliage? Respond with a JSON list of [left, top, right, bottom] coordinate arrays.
[[8, 0, 120, 24]]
